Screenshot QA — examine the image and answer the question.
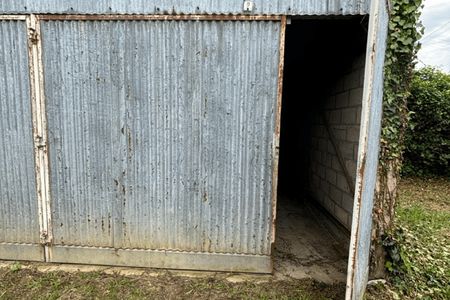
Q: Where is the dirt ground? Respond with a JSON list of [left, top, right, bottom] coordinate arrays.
[[274, 197, 349, 284], [0, 265, 345, 300], [0, 197, 350, 299]]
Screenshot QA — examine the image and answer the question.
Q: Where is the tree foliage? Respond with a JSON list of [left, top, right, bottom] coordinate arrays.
[[403, 67, 450, 177]]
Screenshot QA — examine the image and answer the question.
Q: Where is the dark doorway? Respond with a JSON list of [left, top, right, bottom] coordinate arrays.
[[274, 17, 368, 282]]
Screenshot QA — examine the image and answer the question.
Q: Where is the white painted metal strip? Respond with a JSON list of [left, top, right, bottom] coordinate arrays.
[[26, 14, 53, 261], [270, 16, 287, 248], [346, 0, 389, 299], [0, 15, 27, 20]]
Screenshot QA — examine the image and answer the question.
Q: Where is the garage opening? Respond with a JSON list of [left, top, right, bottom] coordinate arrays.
[[275, 17, 368, 282]]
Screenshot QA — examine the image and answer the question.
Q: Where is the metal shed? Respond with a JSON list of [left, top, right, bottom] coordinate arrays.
[[0, 1, 388, 299]]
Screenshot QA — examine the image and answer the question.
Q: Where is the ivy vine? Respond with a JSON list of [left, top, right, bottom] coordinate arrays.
[[371, 0, 423, 280], [380, 0, 423, 166]]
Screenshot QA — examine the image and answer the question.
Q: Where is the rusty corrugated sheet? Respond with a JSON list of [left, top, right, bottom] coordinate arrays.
[[0, 20, 40, 244], [43, 20, 280, 255], [0, 0, 370, 15]]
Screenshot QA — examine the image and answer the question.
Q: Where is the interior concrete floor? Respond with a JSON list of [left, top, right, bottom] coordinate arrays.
[[273, 196, 350, 283]]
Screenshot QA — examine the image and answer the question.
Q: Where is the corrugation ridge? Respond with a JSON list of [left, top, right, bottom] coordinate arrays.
[[196, 20, 206, 252], [251, 21, 263, 253], [220, 24, 230, 251], [233, 21, 243, 253], [167, 20, 176, 250], [242, 20, 252, 254], [230, 21, 240, 253], [253, 21, 264, 253]]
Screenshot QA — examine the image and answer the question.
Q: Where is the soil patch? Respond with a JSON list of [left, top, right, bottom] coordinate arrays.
[[0, 266, 345, 300]]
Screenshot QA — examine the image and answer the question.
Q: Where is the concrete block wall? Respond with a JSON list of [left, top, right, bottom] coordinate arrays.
[[308, 54, 365, 230]]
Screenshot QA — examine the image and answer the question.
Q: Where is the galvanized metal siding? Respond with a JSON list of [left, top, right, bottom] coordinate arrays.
[[0, 20, 40, 244], [43, 20, 280, 255], [0, 0, 370, 15], [346, 0, 389, 298]]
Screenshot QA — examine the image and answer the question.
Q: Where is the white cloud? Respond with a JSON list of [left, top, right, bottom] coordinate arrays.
[[417, 0, 450, 72]]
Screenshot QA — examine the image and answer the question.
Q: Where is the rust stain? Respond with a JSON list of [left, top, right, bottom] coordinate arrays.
[[108, 213, 112, 233], [127, 126, 133, 159], [29, 28, 39, 45], [123, 222, 127, 237], [203, 97, 208, 118], [349, 153, 366, 295], [274, 17, 286, 137]]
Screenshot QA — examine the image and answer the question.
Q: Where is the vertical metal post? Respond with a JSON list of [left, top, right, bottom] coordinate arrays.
[[26, 14, 52, 260], [270, 16, 287, 249], [346, 0, 389, 298]]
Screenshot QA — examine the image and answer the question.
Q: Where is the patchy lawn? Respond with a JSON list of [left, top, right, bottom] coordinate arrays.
[[366, 177, 450, 300], [0, 266, 344, 300], [398, 177, 450, 212]]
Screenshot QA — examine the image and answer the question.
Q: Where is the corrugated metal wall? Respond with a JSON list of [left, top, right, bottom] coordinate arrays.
[[42, 20, 280, 255], [0, 0, 370, 15], [0, 20, 42, 258]]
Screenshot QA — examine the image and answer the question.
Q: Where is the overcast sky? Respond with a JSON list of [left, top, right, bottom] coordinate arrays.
[[417, 0, 450, 72]]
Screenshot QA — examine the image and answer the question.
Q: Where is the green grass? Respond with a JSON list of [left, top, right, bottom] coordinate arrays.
[[0, 267, 344, 300], [391, 177, 450, 299], [397, 203, 450, 239]]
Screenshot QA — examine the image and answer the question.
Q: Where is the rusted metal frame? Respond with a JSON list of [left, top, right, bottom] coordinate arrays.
[[26, 14, 53, 261], [346, 0, 387, 298], [0, 15, 27, 20], [270, 16, 287, 251], [322, 114, 356, 196], [38, 14, 282, 21]]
